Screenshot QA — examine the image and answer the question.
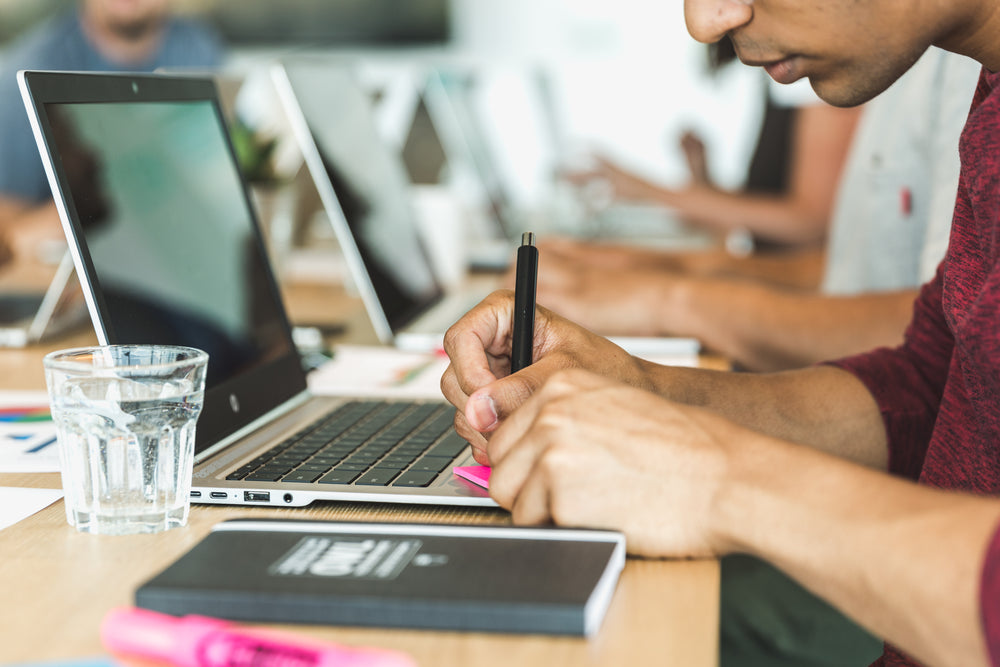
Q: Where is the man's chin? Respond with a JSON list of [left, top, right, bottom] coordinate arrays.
[[807, 75, 886, 109], [809, 55, 924, 108]]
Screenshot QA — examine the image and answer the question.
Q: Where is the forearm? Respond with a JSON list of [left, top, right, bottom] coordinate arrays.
[[539, 241, 824, 291], [714, 431, 999, 667], [637, 362, 887, 468], [656, 185, 829, 245], [689, 245, 825, 290], [658, 278, 916, 371]]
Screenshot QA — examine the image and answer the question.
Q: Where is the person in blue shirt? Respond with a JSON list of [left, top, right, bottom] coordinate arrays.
[[0, 0, 224, 261]]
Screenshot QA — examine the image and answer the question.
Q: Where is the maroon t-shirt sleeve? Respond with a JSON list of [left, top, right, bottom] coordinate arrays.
[[982, 518, 1000, 666], [826, 261, 954, 480]]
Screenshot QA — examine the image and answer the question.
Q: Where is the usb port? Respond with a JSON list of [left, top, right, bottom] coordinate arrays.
[[244, 491, 270, 503], [209, 492, 228, 499], [190, 491, 202, 498]]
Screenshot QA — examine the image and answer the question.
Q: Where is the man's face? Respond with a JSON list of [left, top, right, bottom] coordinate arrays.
[[683, 0, 939, 107], [84, 0, 169, 41]]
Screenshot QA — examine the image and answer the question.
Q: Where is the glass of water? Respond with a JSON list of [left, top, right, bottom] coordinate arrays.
[[43, 345, 208, 535]]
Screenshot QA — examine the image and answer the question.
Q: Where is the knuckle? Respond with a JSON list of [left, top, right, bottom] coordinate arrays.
[[480, 289, 514, 317], [452, 411, 481, 444], [489, 480, 513, 510], [512, 504, 544, 527], [534, 403, 571, 435], [538, 441, 575, 474], [534, 392, 584, 433], [538, 453, 574, 525], [489, 288, 515, 302], [439, 365, 455, 395], [548, 493, 579, 527], [441, 325, 459, 352], [547, 367, 590, 390], [543, 369, 577, 395], [442, 325, 472, 358]]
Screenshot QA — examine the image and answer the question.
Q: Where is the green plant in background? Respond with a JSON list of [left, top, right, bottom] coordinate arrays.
[[229, 115, 280, 185]]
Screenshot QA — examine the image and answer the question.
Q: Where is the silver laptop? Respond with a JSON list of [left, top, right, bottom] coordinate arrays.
[[0, 252, 87, 348], [272, 60, 497, 353], [19, 69, 493, 508]]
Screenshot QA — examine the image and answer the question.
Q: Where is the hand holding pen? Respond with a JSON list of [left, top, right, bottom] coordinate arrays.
[[440, 233, 644, 464], [449, 232, 538, 483]]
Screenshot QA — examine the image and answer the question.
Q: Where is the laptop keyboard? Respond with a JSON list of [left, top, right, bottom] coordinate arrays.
[[225, 400, 468, 488]]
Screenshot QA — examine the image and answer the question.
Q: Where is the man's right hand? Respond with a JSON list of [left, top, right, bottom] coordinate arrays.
[[561, 154, 667, 204], [0, 200, 64, 262], [440, 290, 652, 464]]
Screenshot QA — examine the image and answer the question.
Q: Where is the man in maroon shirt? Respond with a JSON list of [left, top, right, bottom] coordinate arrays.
[[438, 1, 1000, 666]]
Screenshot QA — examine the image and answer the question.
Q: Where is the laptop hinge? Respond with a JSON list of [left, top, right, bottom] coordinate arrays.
[[195, 390, 313, 463]]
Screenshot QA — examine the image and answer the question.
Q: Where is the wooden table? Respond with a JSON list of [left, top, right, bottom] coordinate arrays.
[[0, 273, 719, 667]]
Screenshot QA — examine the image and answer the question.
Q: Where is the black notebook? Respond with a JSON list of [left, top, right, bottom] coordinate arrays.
[[135, 519, 626, 636]]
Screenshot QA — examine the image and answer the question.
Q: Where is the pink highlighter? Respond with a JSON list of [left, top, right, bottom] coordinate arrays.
[[101, 607, 416, 667]]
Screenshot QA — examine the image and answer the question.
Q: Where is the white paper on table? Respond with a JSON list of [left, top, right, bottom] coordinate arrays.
[[640, 353, 700, 368], [0, 487, 63, 531], [307, 345, 450, 400], [607, 336, 701, 367], [0, 390, 60, 473]]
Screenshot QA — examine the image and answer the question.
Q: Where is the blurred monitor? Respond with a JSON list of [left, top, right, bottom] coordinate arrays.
[[400, 96, 448, 186], [205, 0, 449, 46], [364, 70, 449, 187], [422, 69, 517, 241]]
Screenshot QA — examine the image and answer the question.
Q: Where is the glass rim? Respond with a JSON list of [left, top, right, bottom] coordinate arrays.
[[42, 345, 209, 373]]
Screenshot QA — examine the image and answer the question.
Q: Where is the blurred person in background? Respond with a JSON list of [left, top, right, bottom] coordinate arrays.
[[566, 37, 860, 252], [0, 0, 224, 263], [533, 48, 979, 375]]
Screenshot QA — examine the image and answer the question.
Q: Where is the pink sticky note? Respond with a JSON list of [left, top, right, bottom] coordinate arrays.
[[453, 465, 491, 489]]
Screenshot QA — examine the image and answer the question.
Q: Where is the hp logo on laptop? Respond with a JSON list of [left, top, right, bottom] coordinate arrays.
[[229, 393, 240, 413]]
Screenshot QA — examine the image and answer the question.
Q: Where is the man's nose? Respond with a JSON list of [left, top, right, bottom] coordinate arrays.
[[684, 0, 753, 44]]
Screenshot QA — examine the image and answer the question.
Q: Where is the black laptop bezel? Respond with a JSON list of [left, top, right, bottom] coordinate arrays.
[[19, 70, 307, 453]]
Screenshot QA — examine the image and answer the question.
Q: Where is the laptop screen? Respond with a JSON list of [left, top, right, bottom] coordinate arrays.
[[277, 62, 443, 338], [22, 72, 305, 454]]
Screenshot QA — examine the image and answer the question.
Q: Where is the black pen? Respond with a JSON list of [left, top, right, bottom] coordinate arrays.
[[511, 232, 538, 373]]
